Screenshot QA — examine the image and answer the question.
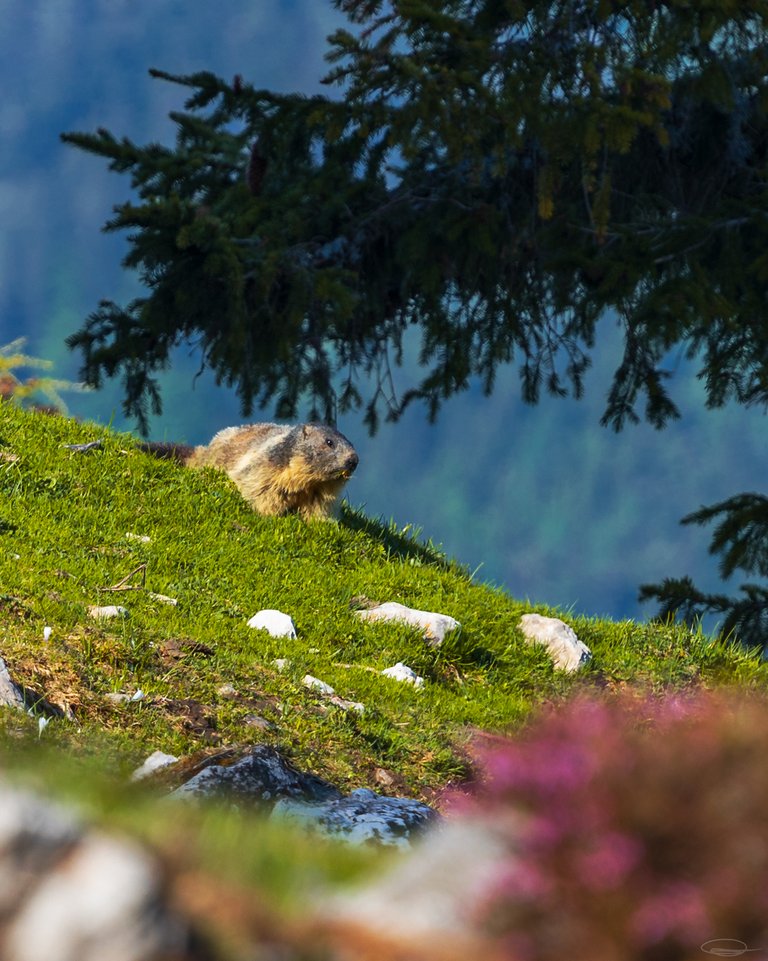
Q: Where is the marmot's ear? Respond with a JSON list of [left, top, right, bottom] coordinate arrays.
[[301, 424, 309, 438]]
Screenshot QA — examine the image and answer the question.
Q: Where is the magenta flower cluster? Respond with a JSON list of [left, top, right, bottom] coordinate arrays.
[[459, 691, 768, 961]]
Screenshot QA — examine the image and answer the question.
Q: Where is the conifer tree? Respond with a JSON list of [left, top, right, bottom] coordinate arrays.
[[62, 0, 768, 646], [640, 495, 768, 646]]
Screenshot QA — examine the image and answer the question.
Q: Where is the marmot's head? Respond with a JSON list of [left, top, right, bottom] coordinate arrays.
[[294, 424, 359, 480]]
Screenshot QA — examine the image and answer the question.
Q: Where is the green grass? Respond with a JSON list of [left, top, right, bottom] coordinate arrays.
[[0, 402, 765, 799]]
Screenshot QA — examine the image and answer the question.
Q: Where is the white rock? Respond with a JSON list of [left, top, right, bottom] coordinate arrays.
[[247, 609, 297, 638], [272, 658, 291, 672], [518, 613, 592, 672], [303, 675, 335, 696], [355, 602, 460, 646], [87, 605, 129, 620], [131, 751, 179, 782], [381, 663, 425, 688], [42, 626, 52, 641]]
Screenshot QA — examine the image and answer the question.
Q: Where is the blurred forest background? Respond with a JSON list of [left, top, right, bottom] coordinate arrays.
[[1, 0, 764, 624]]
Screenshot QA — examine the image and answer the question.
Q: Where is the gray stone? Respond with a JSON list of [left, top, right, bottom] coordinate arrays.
[[0, 659, 25, 710], [518, 613, 592, 672], [169, 745, 342, 805], [272, 788, 439, 848], [166, 746, 437, 847], [104, 693, 132, 706]]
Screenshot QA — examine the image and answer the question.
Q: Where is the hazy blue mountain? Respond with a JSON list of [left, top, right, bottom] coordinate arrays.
[[1, 1, 764, 626]]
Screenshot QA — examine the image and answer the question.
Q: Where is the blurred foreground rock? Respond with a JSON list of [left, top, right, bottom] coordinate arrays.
[[0, 781, 203, 961], [319, 817, 510, 961]]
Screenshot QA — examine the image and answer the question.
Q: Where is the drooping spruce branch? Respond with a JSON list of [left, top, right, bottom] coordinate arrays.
[[640, 494, 768, 649], [61, 3, 768, 433]]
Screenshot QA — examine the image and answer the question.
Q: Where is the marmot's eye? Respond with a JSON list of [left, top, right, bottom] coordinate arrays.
[[325, 438, 335, 449]]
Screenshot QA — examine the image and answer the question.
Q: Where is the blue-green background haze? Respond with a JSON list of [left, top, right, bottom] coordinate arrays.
[[1, 1, 764, 623]]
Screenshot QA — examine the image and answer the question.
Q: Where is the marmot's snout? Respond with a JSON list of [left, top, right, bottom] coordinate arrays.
[[343, 451, 360, 476]]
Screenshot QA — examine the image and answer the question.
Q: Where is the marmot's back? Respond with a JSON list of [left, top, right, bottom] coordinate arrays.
[[185, 422, 359, 520]]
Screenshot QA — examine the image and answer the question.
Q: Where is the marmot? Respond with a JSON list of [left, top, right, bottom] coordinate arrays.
[[142, 423, 359, 520]]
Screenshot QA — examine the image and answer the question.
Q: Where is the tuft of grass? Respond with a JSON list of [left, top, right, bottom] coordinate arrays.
[[0, 402, 766, 799]]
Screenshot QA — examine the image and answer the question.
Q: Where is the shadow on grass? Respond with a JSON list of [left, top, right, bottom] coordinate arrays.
[[340, 505, 460, 571]]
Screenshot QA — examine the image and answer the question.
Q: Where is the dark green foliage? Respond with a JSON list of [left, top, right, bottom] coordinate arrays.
[[641, 494, 768, 649], [62, 2, 768, 435]]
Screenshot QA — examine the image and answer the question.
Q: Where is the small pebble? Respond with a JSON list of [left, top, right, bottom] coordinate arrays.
[[243, 714, 273, 731], [148, 592, 177, 606], [124, 533, 151, 544], [328, 695, 365, 714], [88, 605, 129, 620], [104, 693, 131, 705], [381, 662, 425, 688], [303, 675, 335, 696], [131, 750, 179, 781]]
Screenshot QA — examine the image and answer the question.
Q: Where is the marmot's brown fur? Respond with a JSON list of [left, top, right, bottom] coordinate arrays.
[[142, 423, 359, 520]]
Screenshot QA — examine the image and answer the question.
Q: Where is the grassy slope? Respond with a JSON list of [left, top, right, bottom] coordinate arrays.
[[0, 402, 765, 800]]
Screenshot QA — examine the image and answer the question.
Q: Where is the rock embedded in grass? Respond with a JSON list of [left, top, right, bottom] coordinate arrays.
[[88, 604, 129, 620], [247, 609, 297, 638], [163, 746, 437, 846], [381, 662, 425, 688], [303, 675, 365, 713], [303, 675, 335, 695], [169, 745, 342, 805], [272, 788, 438, 848], [518, 613, 592, 672], [355, 602, 461, 646]]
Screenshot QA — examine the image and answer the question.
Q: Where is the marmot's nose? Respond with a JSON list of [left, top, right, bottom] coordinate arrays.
[[345, 452, 359, 474]]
